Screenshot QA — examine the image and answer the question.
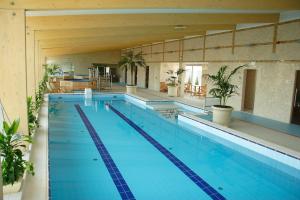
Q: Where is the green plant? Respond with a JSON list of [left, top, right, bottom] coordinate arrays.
[[35, 69, 48, 110], [119, 51, 146, 86], [43, 64, 61, 81], [208, 65, 245, 107], [166, 68, 185, 87], [187, 76, 192, 84], [195, 76, 199, 85], [0, 119, 34, 185], [27, 97, 38, 136]]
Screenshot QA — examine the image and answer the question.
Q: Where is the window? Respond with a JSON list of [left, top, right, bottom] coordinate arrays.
[[185, 65, 202, 86]]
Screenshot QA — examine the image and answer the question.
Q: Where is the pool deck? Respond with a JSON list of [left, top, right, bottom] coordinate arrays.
[[132, 88, 300, 153]]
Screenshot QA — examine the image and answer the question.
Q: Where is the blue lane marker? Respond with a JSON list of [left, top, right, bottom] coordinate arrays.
[[107, 104, 226, 200], [75, 104, 136, 200]]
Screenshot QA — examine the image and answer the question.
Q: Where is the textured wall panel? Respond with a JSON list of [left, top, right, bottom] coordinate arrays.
[[235, 26, 273, 45], [276, 43, 300, 60], [152, 43, 163, 53], [183, 50, 202, 62], [142, 45, 151, 54], [164, 52, 179, 62], [205, 48, 235, 61], [165, 40, 180, 51], [278, 21, 300, 41], [206, 32, 232, 48], [151, 53, 163, 62], [234, 45, 275, 61], [184, 37, 203, 50]]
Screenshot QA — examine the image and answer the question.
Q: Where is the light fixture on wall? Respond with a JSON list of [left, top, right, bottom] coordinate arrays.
[[174, 25, 187, 30]]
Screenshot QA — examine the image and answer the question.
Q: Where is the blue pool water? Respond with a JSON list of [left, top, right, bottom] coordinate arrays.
[[48, 94, 300, 200]]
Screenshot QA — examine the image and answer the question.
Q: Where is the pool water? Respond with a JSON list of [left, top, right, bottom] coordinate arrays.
[[48, 94, 300, 200]]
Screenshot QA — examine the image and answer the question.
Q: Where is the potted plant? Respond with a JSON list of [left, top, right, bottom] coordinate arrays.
[[43, 64, 61, 82], [119, 51, 146, 94], [27, 96, 38, 137], [166, 68, 185, 97], [0, 119, 34, 193], [208, 65, 245, 126]]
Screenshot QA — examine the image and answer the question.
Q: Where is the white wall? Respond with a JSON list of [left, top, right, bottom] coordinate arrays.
[[148, 63, 161, 91], [124, 19, 300, 123], [47, 50, 121, 75], [160, 63, 180, 82]]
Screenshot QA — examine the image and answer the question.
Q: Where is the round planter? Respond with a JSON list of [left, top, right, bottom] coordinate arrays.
[[167, 86, 178, 97], [212, 105, 233, 127], [126, 85, 137, 94], [3, 179, 22, 194]]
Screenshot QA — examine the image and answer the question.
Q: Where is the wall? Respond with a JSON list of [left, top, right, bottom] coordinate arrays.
[[0, 9, 28, 134], [47, 50, 121, 75], [123, 19, 300, 123]]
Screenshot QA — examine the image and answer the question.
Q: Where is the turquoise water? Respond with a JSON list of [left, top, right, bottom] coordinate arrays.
[[48, 94, 300, 200]]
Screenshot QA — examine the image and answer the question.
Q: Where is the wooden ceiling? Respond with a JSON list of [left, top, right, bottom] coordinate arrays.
[[11, 0, 299, 56]]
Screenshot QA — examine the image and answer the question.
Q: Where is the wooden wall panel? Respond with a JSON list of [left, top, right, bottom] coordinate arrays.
[[26, 29, 36, 98], [0, 9, 28, 134]]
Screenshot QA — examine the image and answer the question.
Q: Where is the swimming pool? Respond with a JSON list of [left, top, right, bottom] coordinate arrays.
[[48, 94, 300, 200]]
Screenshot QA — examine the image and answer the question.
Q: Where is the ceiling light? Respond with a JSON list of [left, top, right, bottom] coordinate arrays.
[[174, 25, 187, 30]]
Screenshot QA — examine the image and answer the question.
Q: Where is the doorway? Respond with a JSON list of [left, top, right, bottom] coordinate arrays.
[[145, 66, 149, 88], [134, 67, 138, 85], [124, 67, 127, 84], [243, 69, 257, 112], [291, 70, 300, 124]]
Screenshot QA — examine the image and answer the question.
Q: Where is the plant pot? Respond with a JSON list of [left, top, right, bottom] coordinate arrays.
[[167, 86, 178, 97], [212, 105, 233, 127], [126, 85, 137, 94], [3, 179, 22, 194]]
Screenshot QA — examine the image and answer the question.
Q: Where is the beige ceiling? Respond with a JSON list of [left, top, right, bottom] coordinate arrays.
[[16, 0, 300, 56]]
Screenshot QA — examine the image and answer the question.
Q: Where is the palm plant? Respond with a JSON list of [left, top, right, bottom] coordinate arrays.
[[0, 119, 34, 185], [27, 97, 38, 136], [208, 65, 245, 107], [119, 51, 146, 86], [166, 68, 185, 86]]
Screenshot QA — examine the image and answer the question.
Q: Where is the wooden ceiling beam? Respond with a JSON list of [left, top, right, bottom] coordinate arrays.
[[1, 0, 299, 10], [27, 13, 279, 30], [39, 31, 205, 49], [35, 24, 233, 40]]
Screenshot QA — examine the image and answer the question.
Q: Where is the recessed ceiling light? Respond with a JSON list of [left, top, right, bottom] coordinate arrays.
[[174, 25, 187, 30]]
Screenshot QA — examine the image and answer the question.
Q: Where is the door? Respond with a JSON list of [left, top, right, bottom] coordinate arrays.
[[291, 70, 300, 124], [145, 66, 149, 88], [134, 67, 138, 85], [124, 67, 127, 84], [243, 69, 257, 112]]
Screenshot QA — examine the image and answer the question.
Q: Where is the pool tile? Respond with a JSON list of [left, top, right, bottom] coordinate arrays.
[[75, 104, 136, 200], [108, 103, 225, 200]]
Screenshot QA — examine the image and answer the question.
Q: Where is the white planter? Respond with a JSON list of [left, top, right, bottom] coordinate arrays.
[[126, 85, 137, 94], [3, 179, 22, 194], [167, 86, 178, 97], [212, 105, 233, 127]]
